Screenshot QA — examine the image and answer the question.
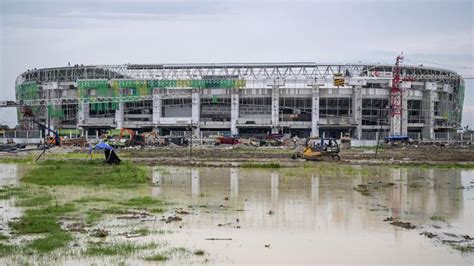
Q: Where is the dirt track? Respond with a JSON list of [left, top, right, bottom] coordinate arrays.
[[124, 145, 474, 166]]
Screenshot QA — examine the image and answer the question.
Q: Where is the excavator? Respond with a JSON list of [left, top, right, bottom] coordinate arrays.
[[293, 138, 341, 161], [118, 128, 145, 147]]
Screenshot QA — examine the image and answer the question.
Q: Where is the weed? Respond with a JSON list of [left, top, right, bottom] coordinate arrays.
[[145, 253, 169, 261], [194, 249, 205, 256], [85, 242, 158, 256]]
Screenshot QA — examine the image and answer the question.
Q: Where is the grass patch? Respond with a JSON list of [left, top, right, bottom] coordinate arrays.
[[10, 203, 75, 234], [132, 228, 150, 236], [74, 197, 114, 203], [0, 186, 28, 200], [85, 242, 158, 256], [27, 231, 72, 253], [85, 210, 104, 225], [0, 234, 8, 241], [22, 160, 149, 188], [0, 243, 17, 257], [430, 215, 447, 222], [145, 253, 169, 261], [121, 196, 168, 207], [450, 243, 474, 254], [16, 195, 53, 207], [241, 162, 281, 168]]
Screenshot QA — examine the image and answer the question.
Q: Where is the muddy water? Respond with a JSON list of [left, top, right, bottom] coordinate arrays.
[[1, 164, 473, 265], [149, 166, 474, 265]]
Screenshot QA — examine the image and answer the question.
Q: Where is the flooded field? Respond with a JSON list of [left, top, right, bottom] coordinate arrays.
[[0, 162, 473, 265]]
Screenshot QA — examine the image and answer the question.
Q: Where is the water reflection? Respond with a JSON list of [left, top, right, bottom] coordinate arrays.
[[151, 166, 471, 233]]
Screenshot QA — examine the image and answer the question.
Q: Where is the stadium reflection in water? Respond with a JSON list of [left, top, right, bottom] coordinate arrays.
[[151, 166, 473, 264]]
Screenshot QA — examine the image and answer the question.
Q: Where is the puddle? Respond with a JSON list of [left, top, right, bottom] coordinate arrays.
[[0, 163, 473, 264]]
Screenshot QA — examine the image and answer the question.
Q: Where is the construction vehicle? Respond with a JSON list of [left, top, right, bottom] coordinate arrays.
[[293, 138, 341, 161], [118, 128, 145, 147]]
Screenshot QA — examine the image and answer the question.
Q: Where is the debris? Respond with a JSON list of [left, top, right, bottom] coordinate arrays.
[[66, 222, 87, 233], [175, 209, 191, 215], [267, 210, 274, 215], [91, 229, 109, 238], [383, 217, 395, 222], [264, 244, 271, 248], [390, 221, 416, 229], [354, 184, 371, 196], [205, 238, 232, 241], [165, 215, 182, 223], [420, 231, 437, 239]]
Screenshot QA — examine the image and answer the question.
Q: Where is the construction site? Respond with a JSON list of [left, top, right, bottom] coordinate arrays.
[[1, 57, 473, 265]]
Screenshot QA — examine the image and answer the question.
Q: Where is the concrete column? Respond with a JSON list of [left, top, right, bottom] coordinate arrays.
[[311, 85, 320, 137], [115, 102, 124, 129], [401, 84, 409, 136], [271, 86, 280, 134], [352, 85, 362, 140], [230, 89, 239, 135], [422, 82, 435, 139], [152, 89, 162, 126], [78, 102, 89, 127], [192, 88, 201, 136]]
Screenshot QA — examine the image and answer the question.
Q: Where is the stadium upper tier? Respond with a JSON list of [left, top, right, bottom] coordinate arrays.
[[16, 63, 462, 85]]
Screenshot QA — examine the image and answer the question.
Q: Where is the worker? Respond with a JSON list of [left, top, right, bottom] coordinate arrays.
[[89, 140, 121, 164]]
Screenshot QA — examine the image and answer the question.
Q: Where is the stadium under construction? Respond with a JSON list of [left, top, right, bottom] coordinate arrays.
[[14, 62, 465, 140]]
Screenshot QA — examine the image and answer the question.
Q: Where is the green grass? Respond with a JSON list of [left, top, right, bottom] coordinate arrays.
[[16, 195, 53, 207], [74, 197, 114, 203], [9, 202, 75, 253], [132, 228, 150, 236], [0, 186, 28, 200], [22, 160, 149, 188], [0, 243, 17, 257], [85, 242, 158, 256], [10, 203, 75, 234], [121, 196, 168, 207], [241, 162, 281, 168], [145, 253, 169, 261], [0, 234, 8, 241], [27, 231, 72, 253], [85, 210, 104, 225], [430, 215, 447, 222]]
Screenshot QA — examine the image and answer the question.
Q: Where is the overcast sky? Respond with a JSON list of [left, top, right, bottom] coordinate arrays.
[[1, 0, 473, 127]]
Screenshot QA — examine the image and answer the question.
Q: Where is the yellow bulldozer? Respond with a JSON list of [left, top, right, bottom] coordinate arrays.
[[293, 138, 341, 161]]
